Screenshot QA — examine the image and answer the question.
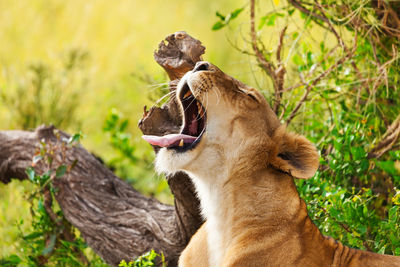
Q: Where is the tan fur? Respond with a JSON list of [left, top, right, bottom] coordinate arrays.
[[155, 62, 400, 266]]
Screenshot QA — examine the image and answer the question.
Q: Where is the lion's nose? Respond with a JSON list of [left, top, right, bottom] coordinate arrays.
[[193, 61, 210, 72]]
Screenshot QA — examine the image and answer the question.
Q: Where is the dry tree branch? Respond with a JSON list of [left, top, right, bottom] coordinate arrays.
[[367, 45, 399, 108], [0, 32, 206, 267], [285, 32, 358, 125], [280, 44, 339, 96], [250, 0, 288, 114], [368, 114, 400, 159], [314, 1, 366, 107], [250, 0, 276, 79], [287, 0, 330, 24], [273, 26, 288, 114]]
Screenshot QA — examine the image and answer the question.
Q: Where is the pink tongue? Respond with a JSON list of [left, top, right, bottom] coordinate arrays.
[[142, 134, 197, 147]]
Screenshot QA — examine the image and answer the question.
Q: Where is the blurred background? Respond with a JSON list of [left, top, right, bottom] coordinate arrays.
[[1, 0, 400, 265], [0, 0, 253, 260]]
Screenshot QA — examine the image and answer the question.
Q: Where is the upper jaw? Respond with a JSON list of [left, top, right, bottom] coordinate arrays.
[[177, 71, 192, 96], [174, 74, 207, 152], [141, 71, 207, 151]]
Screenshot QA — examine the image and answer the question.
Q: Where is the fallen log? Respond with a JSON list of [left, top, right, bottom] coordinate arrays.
[[0, 31, 204, 266]]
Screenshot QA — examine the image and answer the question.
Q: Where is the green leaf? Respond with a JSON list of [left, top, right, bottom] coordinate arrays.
[[68, 133, 82, 144], [119, 119, 129, 132], [350, 147, 366, 160], [212, 21, 225, 31], [389, 206, 399, 221], [118, 260, 129, 267], [26, 167, 36, 182], [42, 234, 57, 256], [230, 7, 244, 19], [258, 15, 268, 30], [212, 7, 243, 31], [0, 255, 22, 265], [376, 161, 398, 176], [56, 165, 67, 178], [23, 232, 43, 240], [68, 159, 79, 172], [292, 54, 303, 66], [215, 11, 225, 20], [33, 155, 43, 165], [320, 41, 325, 52], [40, 173, 51, 185], [267, 13, 278, 26], [38, 199, 46, 214], [378, 246, 386, 254]]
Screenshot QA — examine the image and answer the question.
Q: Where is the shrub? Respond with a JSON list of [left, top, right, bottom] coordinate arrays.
[[0, 49, 88, 130]]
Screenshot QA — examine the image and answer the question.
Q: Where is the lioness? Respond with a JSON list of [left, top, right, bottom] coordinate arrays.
[[142, 61, 400, 266]]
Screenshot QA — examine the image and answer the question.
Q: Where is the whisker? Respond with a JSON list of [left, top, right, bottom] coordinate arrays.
[[214, 86, 221, 105], [146, 82, 170, 88], [182, 95, 198, 114], [154, 91, 176, 106], [194, 93, 207, 121]]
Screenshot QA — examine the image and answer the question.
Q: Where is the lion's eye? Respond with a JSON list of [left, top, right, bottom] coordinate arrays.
[[246, 93, 258, 102], [237, 88, 259, 102]]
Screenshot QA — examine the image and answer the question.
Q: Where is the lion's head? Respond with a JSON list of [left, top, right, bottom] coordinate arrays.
[[143, 61, 319, 182]]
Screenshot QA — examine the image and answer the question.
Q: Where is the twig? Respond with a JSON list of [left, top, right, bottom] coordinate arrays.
[[250, 0, 289, 114], [250, 0, 276, 80], [281, 44, 339, 94], [43, 185, 89, 265], [273, 26, 288, 114], [320, 207, 352, 234], [276, 26, 287, 63], [314, 1, 345, 49], [314, 1, 366, 108], [287, 0, 331, 24], [366, 45, 398, 108], [286, 41, 356, 125], [368, 114, 400, 159]]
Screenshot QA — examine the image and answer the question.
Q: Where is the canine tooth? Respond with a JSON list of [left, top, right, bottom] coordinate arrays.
[[183, 91, 192, 99], [179, 139, 184, 147]]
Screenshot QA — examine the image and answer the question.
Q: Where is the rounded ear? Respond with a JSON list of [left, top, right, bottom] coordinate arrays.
[[270, 126, 319, 179]]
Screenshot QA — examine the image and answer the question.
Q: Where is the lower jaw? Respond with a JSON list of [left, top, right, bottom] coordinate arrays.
[[168, 133, 204, 153]]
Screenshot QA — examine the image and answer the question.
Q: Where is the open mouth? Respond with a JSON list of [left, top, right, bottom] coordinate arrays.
[[142, 82, 207, 152]]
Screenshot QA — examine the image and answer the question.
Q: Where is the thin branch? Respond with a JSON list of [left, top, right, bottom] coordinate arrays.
[[314, 1, 366, 107], [250, 0, 276, 79], [286, 38, 357, 125], [280, 44, 339, 95], [368, 114, 400, 159], [276, 26, 288, 63], [250, 0, 289, 115], [288, 0, 331, 24], [273, 26, 288, 114]]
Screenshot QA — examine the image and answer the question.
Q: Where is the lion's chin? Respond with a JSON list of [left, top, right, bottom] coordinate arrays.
[[155, 148, 194, 175]]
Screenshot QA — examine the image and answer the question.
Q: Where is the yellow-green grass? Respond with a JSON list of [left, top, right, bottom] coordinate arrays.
[[0, 0, 259, 169], [0, 180, 33, 258], [0, 0, 251, 258], [1, 0, 329, 260]]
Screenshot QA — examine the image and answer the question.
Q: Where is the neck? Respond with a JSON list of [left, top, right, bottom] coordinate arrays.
[[188, 166, 334, 266]]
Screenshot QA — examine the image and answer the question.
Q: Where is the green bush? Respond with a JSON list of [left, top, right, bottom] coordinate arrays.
[[118, 250, 165, 267], [0, 133, 108, 266], [0, 49, 88, 130], [213, 0, 400, 255]]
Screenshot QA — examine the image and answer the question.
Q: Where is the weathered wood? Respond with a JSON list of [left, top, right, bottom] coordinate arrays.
[[0, 127, 179, 266], [140, 30, 204, 252], [0, 31, 206, 266], [154, 31, 205, 80]]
